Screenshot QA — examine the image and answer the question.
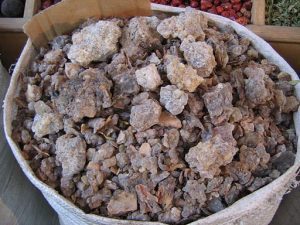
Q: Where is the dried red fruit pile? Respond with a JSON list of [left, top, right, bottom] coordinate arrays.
[[151, 0, 252, 25], [12, 8, 299, 224]]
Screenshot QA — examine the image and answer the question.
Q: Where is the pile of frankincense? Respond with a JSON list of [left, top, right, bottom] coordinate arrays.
[[13, 8, 299, 224]]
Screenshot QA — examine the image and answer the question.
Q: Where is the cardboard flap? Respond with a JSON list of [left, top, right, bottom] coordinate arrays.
[[23, 0, 151, 48]]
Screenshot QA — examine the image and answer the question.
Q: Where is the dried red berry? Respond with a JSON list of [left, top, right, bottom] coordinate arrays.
[[230, 0, 240, 3], [190, 0, 199, 8], [221, 10, 230, 18], [216, 5, 224, 14], [232, 3, 242, 12], [228, 9, 237, 18], [236, 16, 249, 25], [214, 0, 221, 4], [243, 1, 252, 10], [179, 4, 186, 7], [201, 0, 213, 10], [220, 0, 230, 3], [222, 3, 232, 10], [208, 6, 217, 14], [171, 0, 182, 7], [159, 0, 168, 4]]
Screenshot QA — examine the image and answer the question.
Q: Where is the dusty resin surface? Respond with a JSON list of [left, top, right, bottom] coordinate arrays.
[[12, 8, 299, 224]]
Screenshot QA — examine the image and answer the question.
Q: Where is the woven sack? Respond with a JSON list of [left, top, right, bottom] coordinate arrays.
[[3, 3, 300, 225]]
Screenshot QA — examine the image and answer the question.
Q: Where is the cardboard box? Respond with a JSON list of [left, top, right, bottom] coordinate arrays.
[[24, 0, 151, 47]]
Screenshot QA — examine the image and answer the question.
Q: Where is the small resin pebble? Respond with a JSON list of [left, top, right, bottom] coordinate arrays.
[[68, 21, 121, 66], [160, 85, 188, 115]]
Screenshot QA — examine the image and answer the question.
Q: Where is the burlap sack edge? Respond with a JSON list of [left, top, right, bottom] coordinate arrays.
[[3, 4, 300, 225]]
